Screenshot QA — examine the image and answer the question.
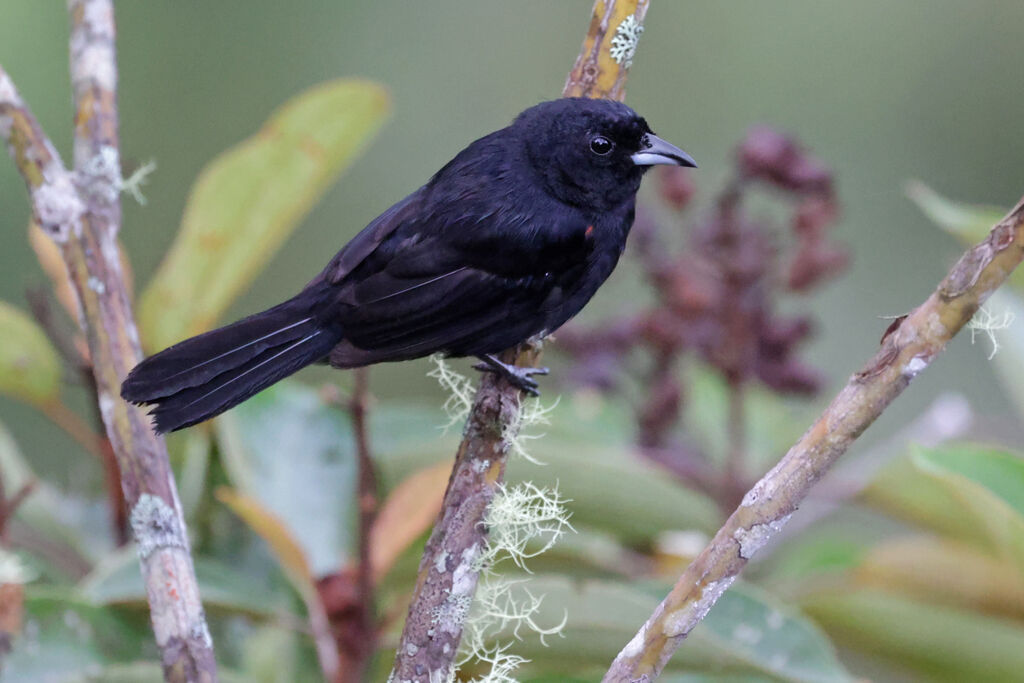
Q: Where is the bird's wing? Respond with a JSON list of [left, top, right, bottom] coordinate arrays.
[[329, 231, 557, 363], [315, 190, 426, 286], [306, 153, 594, 362]]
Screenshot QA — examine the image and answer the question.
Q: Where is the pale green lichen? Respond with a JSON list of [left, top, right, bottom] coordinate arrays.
[[427, 358, 571, 682], [463, 579, 567, 655], [453, 482, 572, 681], [428, 355, 476, 432], [609, 14, 644, 68], [478, 482, 573, 571], [120, 158, 157, 205], [502, 395, 559, 465], [967, 305, 1014, 360]]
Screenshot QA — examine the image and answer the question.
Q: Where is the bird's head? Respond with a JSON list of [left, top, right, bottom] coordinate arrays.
[[514, 98, 696, 211]]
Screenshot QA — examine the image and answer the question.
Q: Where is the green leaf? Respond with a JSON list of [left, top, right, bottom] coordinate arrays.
[[0, 420, 102, 572], [911, 444, 1024, 572], [915, 445, 1024, 517], [78, 546, 293, 618], [3, 589, 154, 681], [905, 180, 1006, 242], [214, 486, 334, 679], [855, 535, 1024, 619], [139, 79, 390, 350], [973, 289, 1024, 418], [803, 588, 1024, 682], [905, 182, 1024, 294], [358, 395, 721, 541], [689, 582, 852, 682], [508, 439, 721, 540], [216, 487, 318, 604], [861, 451, 984, 542], [237, 625, 303, 683], [486, 576, 851, 682], [0, 301, 60, 405], [216, 382, 357, 575], [6, 661, 251, 683]]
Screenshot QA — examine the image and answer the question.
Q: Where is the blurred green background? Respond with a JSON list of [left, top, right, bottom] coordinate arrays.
[[2, 1, 1022, 467], [2, 3, 1024, 681]]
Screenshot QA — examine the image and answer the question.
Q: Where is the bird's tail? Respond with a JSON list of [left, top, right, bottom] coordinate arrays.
[[121, 291, 342, 433]]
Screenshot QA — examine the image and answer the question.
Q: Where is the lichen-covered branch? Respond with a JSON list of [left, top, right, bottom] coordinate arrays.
[[603, 196, 1024, 681], [391, 2, 650, 681], [564, 0, 650, 100], [0, 2, 217, 680]]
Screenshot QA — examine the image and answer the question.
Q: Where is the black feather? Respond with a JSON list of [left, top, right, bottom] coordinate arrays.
[[122, 98, 693, 432], [121, 291, 342, 433]]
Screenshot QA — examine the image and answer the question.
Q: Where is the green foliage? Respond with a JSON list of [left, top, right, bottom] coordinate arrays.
[[138, 79, 390, 351], [474, 576, 851, 681], [216, 383, 357, 575], [905, 180, 1007, 244], [0, 300, 60, 406], [762, 190, 1024, 681], [4, 76, 1023, 682], [803, 590, 1024, 683]]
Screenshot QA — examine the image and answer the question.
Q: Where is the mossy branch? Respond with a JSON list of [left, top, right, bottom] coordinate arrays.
[[390, 2, 650, 681], [0, 2, 216, 681], [603, 197, 1024, 680]]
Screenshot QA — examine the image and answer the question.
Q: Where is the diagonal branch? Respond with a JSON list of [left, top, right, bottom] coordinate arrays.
[[390, 2, 650, 681], [604, 196, 1024, 681], [1, 2, 217, 680]]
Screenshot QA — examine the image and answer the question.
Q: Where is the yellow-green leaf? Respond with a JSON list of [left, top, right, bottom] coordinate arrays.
[[906, 181, 1024, 292], [0, 301, 61, 405], [139, 79, 390, 350], [216, 485, 339, 679], [855, 535, 1024, 619], [803, 589, 1024, 682], [970, 289, 1024, 419], [216, 487, 316, 601], [905, 180, 1006, 243], [912, 445, 1024, 572], [370, 461, 450, 582]]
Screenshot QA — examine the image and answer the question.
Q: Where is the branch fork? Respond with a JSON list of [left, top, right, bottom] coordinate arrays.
[[0, 2, 216, 680]]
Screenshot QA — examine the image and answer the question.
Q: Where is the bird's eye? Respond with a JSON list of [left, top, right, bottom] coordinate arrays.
[[589, 135, 614, 156]]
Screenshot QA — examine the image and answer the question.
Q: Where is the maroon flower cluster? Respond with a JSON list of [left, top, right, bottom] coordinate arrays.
[[558, 127, 847, 465]]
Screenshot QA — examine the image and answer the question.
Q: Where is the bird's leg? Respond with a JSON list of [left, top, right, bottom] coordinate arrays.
[[473, 354, 550, 396]]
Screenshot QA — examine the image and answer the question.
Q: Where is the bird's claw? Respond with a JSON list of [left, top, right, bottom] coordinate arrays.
[[473, 355, 550, 396]]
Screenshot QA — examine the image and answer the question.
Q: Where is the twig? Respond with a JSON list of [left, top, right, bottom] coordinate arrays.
[[391, 2, 650, 680], [6, 521, 93, 580], [0, 468, 35, 544], [767, 392, 973, 551], [28, 288, 130, 544], [603, 197, 1024, 681], [342, 367, 378, 683], [25, 288, 89, 374], [0, 2, 217, 680]]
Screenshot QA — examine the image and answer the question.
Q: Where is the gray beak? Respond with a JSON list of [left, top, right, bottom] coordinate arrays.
[[631, 133, 697, 168]]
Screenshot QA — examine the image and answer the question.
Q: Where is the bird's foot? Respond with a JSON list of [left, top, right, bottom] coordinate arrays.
[[473, 354, 550, 396]]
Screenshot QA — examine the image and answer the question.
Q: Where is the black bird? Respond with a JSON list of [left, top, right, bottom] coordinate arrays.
[[121, 98, 696, 433]]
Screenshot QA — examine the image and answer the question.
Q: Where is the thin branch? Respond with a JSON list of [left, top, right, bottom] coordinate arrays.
[[0, 467, 34, 544], [603, 197, 1024, 681], [767, 392, 973, 551], [25, 288, 89, 374], [1, 2, 217, 680], [391, 2, 650, 680], [342, 368, 379, 683], [28, 288, 129, 544]]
